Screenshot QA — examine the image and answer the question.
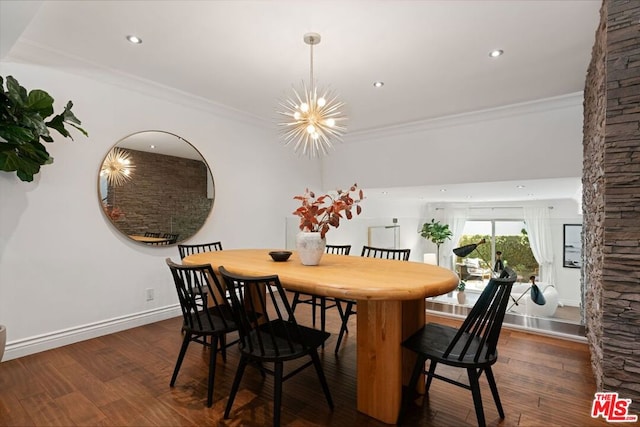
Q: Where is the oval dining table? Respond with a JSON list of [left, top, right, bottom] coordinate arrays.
[[183, 248, 459, 425]]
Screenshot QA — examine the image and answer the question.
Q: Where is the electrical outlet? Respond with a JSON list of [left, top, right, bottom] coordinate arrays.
[[145, 288, 154, 301]]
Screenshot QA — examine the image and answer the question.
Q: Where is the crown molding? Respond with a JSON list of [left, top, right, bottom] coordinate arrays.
[[6, 39, 272, 129], [345, 92, 584, 143]]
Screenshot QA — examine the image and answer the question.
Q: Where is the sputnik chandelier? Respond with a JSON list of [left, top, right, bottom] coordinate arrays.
[[100, 147, 135, 186], [278, 33, 347, 157]]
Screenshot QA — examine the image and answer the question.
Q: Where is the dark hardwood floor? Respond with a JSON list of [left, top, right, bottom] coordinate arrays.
[[0, 300, 608, 426]]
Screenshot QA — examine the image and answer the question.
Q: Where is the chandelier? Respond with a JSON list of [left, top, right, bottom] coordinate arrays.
[[278, 33, 346, 157], [100, 147, 135, 186]]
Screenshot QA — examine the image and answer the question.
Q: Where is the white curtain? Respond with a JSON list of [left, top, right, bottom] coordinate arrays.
[[441, 208, 469, 271], [523, 207, 556, 285]]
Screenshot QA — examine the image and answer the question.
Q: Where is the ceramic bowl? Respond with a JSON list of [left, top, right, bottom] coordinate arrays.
[[269, 251, 292, 262]]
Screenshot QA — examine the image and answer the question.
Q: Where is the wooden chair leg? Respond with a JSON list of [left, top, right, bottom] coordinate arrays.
[[224, 354, 248, 419], [425, 360, 438, 392], [219, 334, 227, 363], [485, 366, 504, 418], [170, 333, 191, 386], [311, 296, 317, 328], [467, 367, 487, 427], [335, 300, 346, 332], [273, 362, 284, 427], [320, 297, 327, 349], [207, 336, 218, 407], [407, 354, 427, 401], [334, 301, 354, 354], [310, 350, 334, 409], [291, 292, 301, 312]]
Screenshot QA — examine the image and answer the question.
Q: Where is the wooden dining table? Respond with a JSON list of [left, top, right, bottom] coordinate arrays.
[[183, 248, 458, 425], [128, 235, 170, 244]]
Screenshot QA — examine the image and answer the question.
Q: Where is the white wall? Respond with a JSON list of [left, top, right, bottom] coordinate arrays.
[[322, 95, 583, 190], [0, 62, 321, 360]]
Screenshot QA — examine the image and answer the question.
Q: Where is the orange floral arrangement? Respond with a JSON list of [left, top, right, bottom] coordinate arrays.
[[102, 202, 125, 221], [293, 183, 364, 238]]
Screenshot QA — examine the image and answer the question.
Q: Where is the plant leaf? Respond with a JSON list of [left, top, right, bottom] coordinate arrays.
[[26, 89, 54, 117]]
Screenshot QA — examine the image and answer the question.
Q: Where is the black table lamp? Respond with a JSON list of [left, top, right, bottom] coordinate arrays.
[[452, 238, 486, 258]]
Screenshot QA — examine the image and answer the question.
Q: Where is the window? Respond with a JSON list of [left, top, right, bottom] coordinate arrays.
[[457, 220, 538, 281]]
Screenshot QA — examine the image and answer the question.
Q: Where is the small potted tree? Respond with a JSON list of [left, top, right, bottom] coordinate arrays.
[[0, 324, 5, 361], [419, 218, 452, 266], [456, 281, 466, 305]]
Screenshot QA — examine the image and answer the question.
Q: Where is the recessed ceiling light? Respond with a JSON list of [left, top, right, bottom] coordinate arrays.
[[516, 185, 525, 189], [126, 35, 142, 44], [489, 49, 504, 58], [528, 193, 535, 197], [373, 81, 384, 88], [149, 145, 156, 149], [439, 188, 447, 192]]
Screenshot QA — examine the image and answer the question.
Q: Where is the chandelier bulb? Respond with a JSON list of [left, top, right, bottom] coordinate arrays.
[[300, 102, 309, 112], [325, 118, 336, 127], [306, 124, 316, 134], [317, 97, 326, 107]]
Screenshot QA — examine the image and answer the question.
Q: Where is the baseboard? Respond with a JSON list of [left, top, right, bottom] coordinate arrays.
[[2, 304, 181, 362]]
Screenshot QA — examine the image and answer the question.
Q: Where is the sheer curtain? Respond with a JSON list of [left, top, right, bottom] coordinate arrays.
[[441, 208, 469, 271], [523, 207, 556, 285]]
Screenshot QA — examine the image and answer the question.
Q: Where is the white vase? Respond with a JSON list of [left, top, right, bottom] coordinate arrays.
[[0, 324, 6, 362], [296, 232, 326, 266]]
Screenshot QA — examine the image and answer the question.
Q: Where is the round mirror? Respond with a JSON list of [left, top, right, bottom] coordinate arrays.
[[98, 131, 214, 245]]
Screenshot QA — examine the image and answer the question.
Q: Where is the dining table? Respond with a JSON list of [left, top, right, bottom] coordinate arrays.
[[128, 235, 170, 244], [183, 248, 459, 425]]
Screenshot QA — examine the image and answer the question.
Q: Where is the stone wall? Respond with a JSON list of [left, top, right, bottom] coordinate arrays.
[[583, 0, 607, 393], [585, 0, 640, 411], [107, 149, 213, 241]]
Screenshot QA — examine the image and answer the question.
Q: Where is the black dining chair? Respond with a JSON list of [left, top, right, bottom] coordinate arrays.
[[218, 266, 334, 427], [178, 241, 223, 259], [291, 244, 351, 344], [144, 231, 161, 238], [334, 245, 411, 354], [400, 267, 517, 427], [162, 233, 179, 245], [165, 258, 238, 407], [176, 241, 225, 348]]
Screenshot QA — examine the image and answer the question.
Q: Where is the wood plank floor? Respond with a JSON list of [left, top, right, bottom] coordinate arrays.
[[0, 300, 608, 426]]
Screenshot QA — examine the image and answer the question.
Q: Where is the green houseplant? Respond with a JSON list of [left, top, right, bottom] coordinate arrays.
[[0, 75, 87, 182], [419, 218, 452, 266]]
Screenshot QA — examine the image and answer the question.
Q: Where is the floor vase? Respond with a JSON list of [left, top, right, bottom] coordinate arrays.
[[296, 232, 326, 266], [457, 291, 466, 305], [0, 325, 6, 362]]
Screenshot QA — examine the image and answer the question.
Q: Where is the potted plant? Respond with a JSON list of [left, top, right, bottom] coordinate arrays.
[[0, 75, 87, 182], [457, 281, 466, 304], [0, 324, 5, 362], [419, 218, 452, 266], [292, 183, 364, 265]]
